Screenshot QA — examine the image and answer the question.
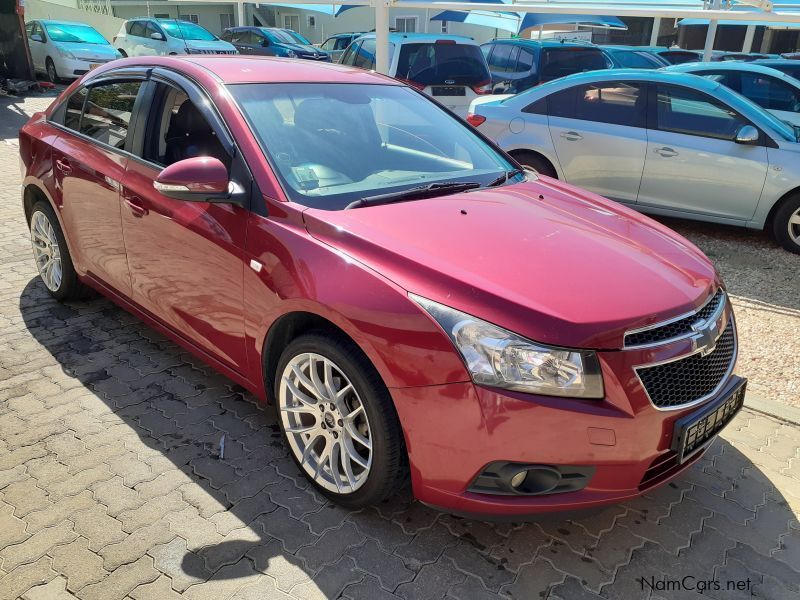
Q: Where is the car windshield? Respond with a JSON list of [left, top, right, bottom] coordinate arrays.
[[395, 42, 490, 86], [612, 50, 663, 69], [230, 83, 512, 210], [45, 23, 108, 44], [287, 30, 311, 45], [540, 47, 609, 82], [265, 29, 299, 44], [160, 21, 216, 41]]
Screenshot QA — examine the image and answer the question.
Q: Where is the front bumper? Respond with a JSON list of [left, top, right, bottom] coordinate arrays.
[[55, 56, 114, 78], [390, 357, 742, 518]]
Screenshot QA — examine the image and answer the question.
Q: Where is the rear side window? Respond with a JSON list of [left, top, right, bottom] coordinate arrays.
[[80, 81, 142, 148], [128, 21, 146, 37], [574, 81, 646, 127], [547, 87, 577, 119], [63, 87, 87, 131], [654, 84, 747, 141], [396, 42, 490, 86], [540, 48, 609, 82], [487, 44, 512, 72], [740, 73, 800, 112]]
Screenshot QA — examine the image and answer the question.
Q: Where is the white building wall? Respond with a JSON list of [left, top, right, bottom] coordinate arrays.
[[110, 2, 235, 35], [26, 0, 125, 40]]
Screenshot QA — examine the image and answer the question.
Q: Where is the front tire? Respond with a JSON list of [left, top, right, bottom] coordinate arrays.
[[45, 58, 59, 84], [274, 333, 407, 508], [28, 201, 90, 301], [512, 151, 558, 178], [772, 194, 800, 254], [118, 48, 128, 57]]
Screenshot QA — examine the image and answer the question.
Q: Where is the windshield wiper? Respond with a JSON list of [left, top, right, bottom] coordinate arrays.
[[345, 181, 481, 209], [486, 168, 526, 188]]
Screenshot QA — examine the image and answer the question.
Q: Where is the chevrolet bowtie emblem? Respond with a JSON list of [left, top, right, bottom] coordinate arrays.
[[690, 314, 723, 356]]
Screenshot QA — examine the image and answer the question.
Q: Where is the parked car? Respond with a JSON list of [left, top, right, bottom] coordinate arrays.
[[667, 62, 800, 126], [221, 27, 330, 61], [25, 20, 120, 83], [712, 51, 778, 62], [636, 46, 702, 65], [468, 69, 800, 253], [752, 58, 800, 80], [19, 56, 745, 515], [480, 39, 611, 94], [340, 33, 491, 117], [601, 45, 670, 69], [114, 18, 237, 57], [319, 32, 364, 62]]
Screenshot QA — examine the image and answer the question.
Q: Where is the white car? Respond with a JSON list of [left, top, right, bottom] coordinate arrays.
[[468, 69, 800, 254], [26, 20, 121, 83], [113, 18, 237, 57], [667, 62, 800, 127], [339, 33, 491, 118]]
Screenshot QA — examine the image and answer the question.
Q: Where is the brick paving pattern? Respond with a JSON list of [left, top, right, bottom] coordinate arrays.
[[0, 93, 798, 600]]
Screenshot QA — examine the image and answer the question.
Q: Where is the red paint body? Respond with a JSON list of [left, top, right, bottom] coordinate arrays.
[[19, 56, 734, 516]]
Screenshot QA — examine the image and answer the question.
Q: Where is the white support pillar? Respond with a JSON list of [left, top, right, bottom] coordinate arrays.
[[742, 24, 755, 53], [703, 20, 718, 61], [237, 1, 245, 26], [374, 0, 390, 74], [650, 17, 661, 46]]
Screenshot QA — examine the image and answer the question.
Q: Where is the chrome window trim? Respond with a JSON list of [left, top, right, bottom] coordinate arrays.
[[624, 289, 724, 349], [633, 313, 738, 412]]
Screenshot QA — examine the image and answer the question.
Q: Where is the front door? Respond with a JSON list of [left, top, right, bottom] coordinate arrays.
[[638, 84, 768, 221], [51, 79, 145, 296], [548, 80, 649, 203], [119, 79, 248, 371]]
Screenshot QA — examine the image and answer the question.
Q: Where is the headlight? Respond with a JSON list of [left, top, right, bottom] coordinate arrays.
[[411, 294, 604, 399], [55, 45, 75, 59], [286, 49, 297, 58], [186, 48, 203, 55]]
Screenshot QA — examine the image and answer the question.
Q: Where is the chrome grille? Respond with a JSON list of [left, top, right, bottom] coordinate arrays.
[[625, 290, 725, 348], [636, 322, 736, 409]]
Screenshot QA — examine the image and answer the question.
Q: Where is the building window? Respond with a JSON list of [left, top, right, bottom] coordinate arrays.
[[441, 20, 448, 33], [154, 13, 170, 19], [220, 13, 234, 30], [394, 16, 417, 33], [283, 14, 300, 32], [179, 14, 199, 24]]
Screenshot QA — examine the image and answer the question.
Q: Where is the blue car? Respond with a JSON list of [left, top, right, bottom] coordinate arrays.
[[221, 26, 331, 61], [601, 45, 670, 69]]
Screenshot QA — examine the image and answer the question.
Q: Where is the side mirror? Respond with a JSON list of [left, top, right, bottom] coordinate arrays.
[[735, 125, 759, 145], [150, 32, 165, 41], [154, 157, 233, 202], [30, 34, 43, 43]]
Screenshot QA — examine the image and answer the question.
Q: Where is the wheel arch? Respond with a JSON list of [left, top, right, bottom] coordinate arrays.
[[763, 186, 800, 232], [506, 148, 560, 179]]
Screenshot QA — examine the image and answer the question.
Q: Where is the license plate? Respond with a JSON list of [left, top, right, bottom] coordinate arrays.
[[671, 376, 746, 463], [432, 86, 465, 97], [89, 64, 100, 70]]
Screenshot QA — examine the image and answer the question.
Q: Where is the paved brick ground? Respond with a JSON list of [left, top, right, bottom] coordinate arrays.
[[1, 92, 798, 600]]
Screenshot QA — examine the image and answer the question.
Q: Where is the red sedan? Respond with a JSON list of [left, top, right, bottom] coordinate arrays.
[[19, 56, 745, 517]]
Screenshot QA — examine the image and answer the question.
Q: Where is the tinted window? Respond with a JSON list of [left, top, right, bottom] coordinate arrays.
[[767, 63, 800, 78], [516, 48, 535, 73], [654, 85, 747, 140], [522, 97, 547, 115], [695, 70, 735, 88], [540, 48, 610, 82], [612, 50, 662, 69], [660, 51, 700, 65], [396, 42, 490, 86], [128, 21, 146, 37], [740, 73, 800, 112], [574, 82, 645, 127], [80, 81, 142, 148], [547, 87, 577, 119], [340, 41, 358, 65], [487, 43, 512, 72], [64, 87, 87, 131], [353, 38, 375, 69]]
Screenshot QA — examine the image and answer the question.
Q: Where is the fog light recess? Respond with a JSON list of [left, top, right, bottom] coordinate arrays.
[[468, 462, 595, 496]]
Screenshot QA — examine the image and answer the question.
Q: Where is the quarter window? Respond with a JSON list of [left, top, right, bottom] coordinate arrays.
[[80, 81, 142, 148], [574, 81, 645, 127], [654, 85, 748, 141], [516, 48, 535, 73], [64, 87, 88, 131]]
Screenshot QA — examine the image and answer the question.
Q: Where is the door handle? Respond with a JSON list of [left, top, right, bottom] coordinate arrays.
[[655, 147, 679, 158], [560, 131, 582, 141], [55, 158, 72, 175], [124, 196, 148, 218]]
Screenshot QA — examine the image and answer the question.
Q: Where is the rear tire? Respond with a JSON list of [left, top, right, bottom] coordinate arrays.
[[772, 194, 800, 254], [273, 332, 407, 508], [512, 151, 557, 178], [28, 201, 91, 301]]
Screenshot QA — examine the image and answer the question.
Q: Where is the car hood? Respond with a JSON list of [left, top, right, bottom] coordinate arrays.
[[279, 42, 325, 55], [58, 42, 118, 61], [184, 39, 236, 51], [303, 178, 718, 350]]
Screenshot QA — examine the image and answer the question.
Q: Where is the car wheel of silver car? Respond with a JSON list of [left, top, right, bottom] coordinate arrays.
[[511, 151, 557, 179], [274, 333, 407, 507], [45, 58, 59, 84], [29, 201, 91, 301], [772, 194, 800, 255]]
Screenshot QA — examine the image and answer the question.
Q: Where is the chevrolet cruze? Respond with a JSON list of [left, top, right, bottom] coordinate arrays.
[[19, 56, 745, 517]]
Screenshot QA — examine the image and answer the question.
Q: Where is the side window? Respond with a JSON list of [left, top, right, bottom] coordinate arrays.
[[144, 84, 230, 170], [25, 22, 33, 36], [129, 21, 146, 38], [574, 81, 646, 127], [63, 87, 88, 131], [654, 85, 748, 141], [353, 38, 375, 69], [145, 22, 162, 39], [516, 48, 535, 73], [80, 81, 142, 148], [488, 44, 512, 72], [32, 23, 44, 40], [740, 74, 800, 113], [220, 30, 232, 42], [547, 87, 577, 119], [481, 44, 492, 61], [522, 97, 547, 115], [320, 37, 335, 51], [340, 42, 359, 66]]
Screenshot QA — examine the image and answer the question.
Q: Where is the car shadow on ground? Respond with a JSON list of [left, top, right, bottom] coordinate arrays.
[[18, 275, 800, 598], [0, 90, 60, 142]]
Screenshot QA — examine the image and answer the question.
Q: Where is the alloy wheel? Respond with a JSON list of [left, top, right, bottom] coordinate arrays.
[[46, 60, 57, 83], [278, 352, 372, 494], [30, 210, 62, 292], [788, 207, 800, 245]]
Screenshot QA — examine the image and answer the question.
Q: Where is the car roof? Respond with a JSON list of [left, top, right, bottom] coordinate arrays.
[[666, 61, 800, 84], [483, 38, 597, 48], [90, 55, 402, 85], [753, 58, 800, 67], [525, 68, 725, 93], [38, 20, 93, 27], [356, 32, 477, 44]]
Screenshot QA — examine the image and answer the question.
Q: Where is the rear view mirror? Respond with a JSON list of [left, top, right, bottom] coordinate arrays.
[[30, 34, 43, 43], [154, 157, 232, 202], [735, 125, 759, 145], [150, 32, 165, 41]]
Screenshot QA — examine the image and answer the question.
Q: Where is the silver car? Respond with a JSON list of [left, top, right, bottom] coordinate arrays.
[[469, 70, 800, 254]]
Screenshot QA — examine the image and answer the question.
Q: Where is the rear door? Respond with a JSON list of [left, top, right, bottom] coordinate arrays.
[[548, 80, 648, 203], [50, 76, 147, 295], [638, 83, 768, 220]]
